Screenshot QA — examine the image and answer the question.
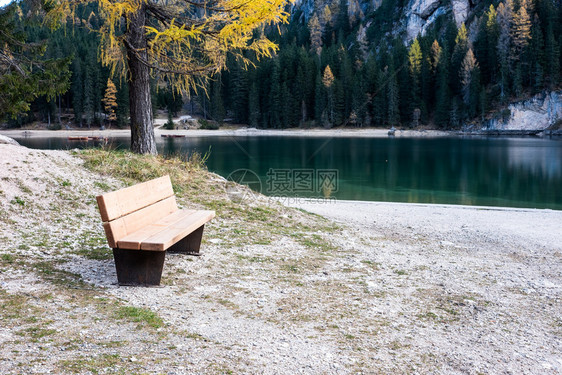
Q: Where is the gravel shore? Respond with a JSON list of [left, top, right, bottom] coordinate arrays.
[[0, 143, 560, 374]]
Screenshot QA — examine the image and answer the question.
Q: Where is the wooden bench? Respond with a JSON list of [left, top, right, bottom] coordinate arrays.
[[96, 175, 215, 286]]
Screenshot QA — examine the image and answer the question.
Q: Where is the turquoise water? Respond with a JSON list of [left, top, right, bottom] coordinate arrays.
[[14, 135, 562, 209]]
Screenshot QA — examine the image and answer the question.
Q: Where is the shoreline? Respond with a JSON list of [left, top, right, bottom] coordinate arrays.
[[1, 127, 457, 139], [2, 127, 559, 140], [274, 196, 560, 212]]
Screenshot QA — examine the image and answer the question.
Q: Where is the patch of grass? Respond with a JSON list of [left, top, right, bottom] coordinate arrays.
[[217, 298, 239, 310], [0, 289, 31, 320], [297, 233, 337, 252], [360, 260, 380, 269], [394, 269, 407, 276], [11, 196, 25, 206], [93, 181, 111, 192], [17, 326, 57, 341], [73, 246, 112, 261], [114, 306, 164, 329], [282, 264, 299, 273], [1, 254, 15, 264], [58, 354, 126, 374]]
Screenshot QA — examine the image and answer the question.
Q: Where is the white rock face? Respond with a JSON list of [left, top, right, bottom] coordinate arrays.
[[405, 0, 475, 41], [451, 0, 470, 25], [406, 5, 448, 41], [411, 0, 441, 18], [483, 91, 562, 131], [406, 0, 441, 41]]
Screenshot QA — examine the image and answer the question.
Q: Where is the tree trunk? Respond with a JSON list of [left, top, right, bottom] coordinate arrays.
[[126, 4, 157, 154]]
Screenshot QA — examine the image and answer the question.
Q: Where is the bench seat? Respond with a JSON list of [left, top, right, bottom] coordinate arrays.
[[118, 209, 215, 251]]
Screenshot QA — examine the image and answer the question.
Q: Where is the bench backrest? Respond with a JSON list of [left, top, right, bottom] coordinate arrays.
[[96, 175, 178, 248]]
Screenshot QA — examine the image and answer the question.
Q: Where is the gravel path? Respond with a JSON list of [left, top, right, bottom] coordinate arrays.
[[286, 199, 562, 374]]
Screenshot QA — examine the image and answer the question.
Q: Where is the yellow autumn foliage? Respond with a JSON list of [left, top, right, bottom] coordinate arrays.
[[46, 0, 292, 94]]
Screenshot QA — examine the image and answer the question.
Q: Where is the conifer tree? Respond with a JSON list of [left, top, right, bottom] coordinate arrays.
[[0, 2, 70, 119], [434, 48, 450, 129], [529, 14, 545, 91], [309, 15, 323, 56], [49, 0, 291, 154], [451, 23, 469, 96], [429, 40, 442, 72], [83, 60, 94, 128], [386, 65, 400, 127], [269, 61, 282, 128], [512, 0, 532, 59], [102, 78, 118, 127], [248, 82, 260, 128], [485, 4, 499, 82], [322, 65, 335, 127], [461, 48, 478, 106], [497, 0, 514, 99], [544, 23, 560, 87], [71, 59, 83, 127], [314, 71, 326, 127], [408, 38, 423, 124], [210, 77, 225, 122]]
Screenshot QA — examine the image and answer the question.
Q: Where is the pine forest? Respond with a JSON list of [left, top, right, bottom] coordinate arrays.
[[3, 0, 562, 130]]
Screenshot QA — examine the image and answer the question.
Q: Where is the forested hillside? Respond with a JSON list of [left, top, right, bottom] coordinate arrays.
[[4, 0, 562, 129], [209, 0, 561, 129]]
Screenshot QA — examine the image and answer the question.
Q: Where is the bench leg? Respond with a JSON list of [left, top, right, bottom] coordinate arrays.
[[167, 224, 205, 256], [112, 248, 165, 286]]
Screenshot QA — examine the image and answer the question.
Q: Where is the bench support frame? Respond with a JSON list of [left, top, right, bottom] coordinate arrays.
[[113, 248, 165, 286], [167, 225, 205, 256], [112, 225, 206, 285]]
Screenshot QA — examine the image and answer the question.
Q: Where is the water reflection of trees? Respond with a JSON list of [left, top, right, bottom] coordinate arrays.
[[15, 136, 562, 209]]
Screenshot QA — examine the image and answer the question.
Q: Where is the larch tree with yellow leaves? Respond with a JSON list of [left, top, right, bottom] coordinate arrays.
[[102, 78, 118, 128], [47, 0, 291, 154]]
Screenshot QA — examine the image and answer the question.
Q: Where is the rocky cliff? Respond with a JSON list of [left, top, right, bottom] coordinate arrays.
[[292, 0, 480, 42], [482, 91, 562, 132], [404, 0, 478, 41]]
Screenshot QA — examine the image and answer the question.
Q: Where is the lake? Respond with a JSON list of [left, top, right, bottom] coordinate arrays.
[[13, 135, 562, 210]]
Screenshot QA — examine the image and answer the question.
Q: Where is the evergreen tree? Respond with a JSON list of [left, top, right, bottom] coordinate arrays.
[[83, 59, 94, 128], [451, 23, 469, 97], [210, 76, 225, 122], [322, 65, 335, 127], [102, 78, 118, 127], [512, 0, 532, 58], [485, 5, 499, 82], [314, 71, 326, 127], [386, 65, 400, 127], [408, 38, 423, 122], [497, 0, 514, 99], [269, 61, 282, 128], [309, 15, 323, 56], [461, 48, 478, 107], [434, 50, 450, 128], [0, 2, 70, 120], [230, 62, 249, 124], [71, 59, 84, 127], [544, 23, 560, 87], [248, 82, 260, 127], [529, 14, 545, 91]]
